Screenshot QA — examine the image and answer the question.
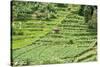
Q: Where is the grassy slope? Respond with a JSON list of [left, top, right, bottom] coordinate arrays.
[[12, 5, 97, 65], [12, 7, 68, 49]]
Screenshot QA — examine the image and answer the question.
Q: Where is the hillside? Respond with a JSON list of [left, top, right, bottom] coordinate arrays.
[[11, 2, 97, 66]]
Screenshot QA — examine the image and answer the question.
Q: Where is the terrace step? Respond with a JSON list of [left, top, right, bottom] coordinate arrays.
[[74, 48, 96, 62], [82, 55, 96, 62], [59, 24, 87, 28]]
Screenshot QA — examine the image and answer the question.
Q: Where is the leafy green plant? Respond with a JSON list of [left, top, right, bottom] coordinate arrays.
[[68, 40, 74, 44]]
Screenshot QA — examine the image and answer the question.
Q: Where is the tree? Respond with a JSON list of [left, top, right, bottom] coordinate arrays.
[[12, 1, 37, 20], [78, 5, 97, 30], [78, 5, 85, 16]]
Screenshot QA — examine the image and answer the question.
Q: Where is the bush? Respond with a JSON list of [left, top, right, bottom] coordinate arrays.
[[17, 31, 24, 35], [50, 14, 57, 19], [12, 30, 24, 35], [78, 5, 85, 16], [68, 40, 74, 44], [67, 8, 71, 11]]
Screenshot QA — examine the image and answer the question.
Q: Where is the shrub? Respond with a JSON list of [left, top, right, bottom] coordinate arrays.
[[17, 31, 24, 35], [68, 40, 74, 44], [12, 30, 24, 35]]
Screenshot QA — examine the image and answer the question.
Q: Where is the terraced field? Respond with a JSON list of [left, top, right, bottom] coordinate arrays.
[[12, 5, 97, 65], [12, 7, 69, 49]]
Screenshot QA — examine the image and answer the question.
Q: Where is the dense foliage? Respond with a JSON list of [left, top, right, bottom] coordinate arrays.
[[78, 5, 97, 29], [12, 1, 58, 21]]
